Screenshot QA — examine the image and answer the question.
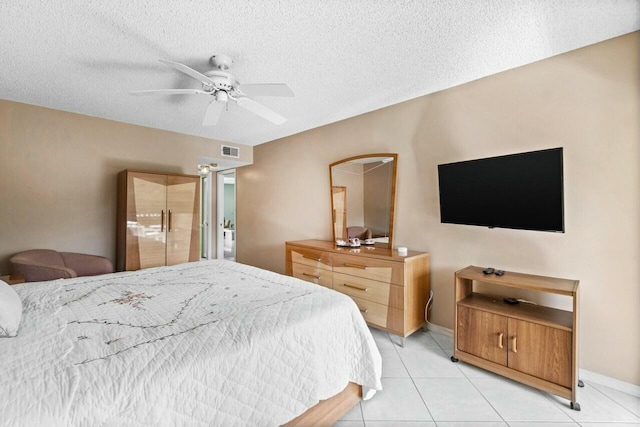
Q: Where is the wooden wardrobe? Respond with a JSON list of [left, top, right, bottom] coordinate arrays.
[[116, 170, 200, 271]]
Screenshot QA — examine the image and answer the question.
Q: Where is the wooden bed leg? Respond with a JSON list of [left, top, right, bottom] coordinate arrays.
[[283, 382, 362, 427]]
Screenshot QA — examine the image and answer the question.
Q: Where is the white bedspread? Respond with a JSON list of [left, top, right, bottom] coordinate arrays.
[[0, 260, 382, 426]]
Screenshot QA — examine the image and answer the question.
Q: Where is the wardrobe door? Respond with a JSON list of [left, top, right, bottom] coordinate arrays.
[[165, 175, 200, 266], [127, 172, 167, 270]]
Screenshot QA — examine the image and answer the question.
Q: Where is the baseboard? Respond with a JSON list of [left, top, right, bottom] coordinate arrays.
[[425, 322, 453, 337], [425, 323, 640, 397], [579, 368, 640, 397]]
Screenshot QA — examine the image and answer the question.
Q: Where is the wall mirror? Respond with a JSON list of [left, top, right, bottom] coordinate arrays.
[[329, 153, 398, 249]]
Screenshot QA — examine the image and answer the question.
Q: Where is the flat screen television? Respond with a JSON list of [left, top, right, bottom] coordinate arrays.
[[437, 148, 564, 232]]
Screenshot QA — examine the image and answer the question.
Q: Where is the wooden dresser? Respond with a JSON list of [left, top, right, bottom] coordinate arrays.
[[285, 240, 430, 338]]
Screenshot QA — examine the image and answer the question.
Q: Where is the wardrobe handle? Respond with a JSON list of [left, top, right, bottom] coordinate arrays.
[[344, 263, 367, 270], [160, 210, 165, 232], [302, 272, 320, 280], [498, 333, 504, 349], [168, 210, 172, 232], [343, 283, 368, 292], [512, 336, 518, 353], [302, 255, 321, 262], [359, 308, 369, 314]]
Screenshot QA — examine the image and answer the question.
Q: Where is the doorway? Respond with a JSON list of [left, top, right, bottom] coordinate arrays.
[[200, 173, 212, 259], [217, 169, 236, 261]]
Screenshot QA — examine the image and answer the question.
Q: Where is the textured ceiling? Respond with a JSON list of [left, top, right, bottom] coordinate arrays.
[[1, 1, 638, 147]]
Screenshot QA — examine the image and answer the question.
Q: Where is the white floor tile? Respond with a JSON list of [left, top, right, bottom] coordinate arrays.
[[347, 331, 635, 426], [370, 327, 395, 350], [456, 360, 504, 380], [366, 421, 436, 427], [544, 382, 640, 423], [381, 349, 410, 378], [413, 378, 502, 422], [395, 330, 442, 350], [471, 378, 573, 422], [339, 401, 363, 421], [590, 382, 640, 417], [507, 423, 579, 427], [435, 422, 507, 427], [333, 421, 365, 427], [361, 378, 433, 421], [429, 331, 454, 354], [578, 424, 640, 427], [398, 347, 466, 378]]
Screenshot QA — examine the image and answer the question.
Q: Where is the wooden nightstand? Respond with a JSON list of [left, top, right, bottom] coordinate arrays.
[[0, 274, 26, 285]]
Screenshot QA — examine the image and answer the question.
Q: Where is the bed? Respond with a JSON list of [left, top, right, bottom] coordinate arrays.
[[0, 260, 382, 426]]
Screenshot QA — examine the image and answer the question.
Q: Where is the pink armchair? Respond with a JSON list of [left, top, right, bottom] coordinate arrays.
[[9, 249, 114, 282], [347, 226, 372, 240]]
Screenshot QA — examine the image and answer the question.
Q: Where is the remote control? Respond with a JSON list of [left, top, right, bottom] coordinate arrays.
[[495, 270, 505, 276], [483, 267, 494, 274]]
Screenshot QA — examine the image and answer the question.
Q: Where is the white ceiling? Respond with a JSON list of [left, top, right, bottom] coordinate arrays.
[[1, 1, 638, 147]]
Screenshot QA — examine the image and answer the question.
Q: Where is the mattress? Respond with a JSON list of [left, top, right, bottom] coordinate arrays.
[[0, 260, 382, 426]]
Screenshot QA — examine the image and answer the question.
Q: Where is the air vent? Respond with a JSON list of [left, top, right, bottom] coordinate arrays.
[[221, 145, 240, 158]]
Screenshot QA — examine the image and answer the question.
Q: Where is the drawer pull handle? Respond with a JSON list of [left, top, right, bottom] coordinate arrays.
[[302, 272, 320, 280], [360, 308, 369, 314], [344, 263, 367, 270], [302, 255, 322, 262], [343, 283, 368, 292], [512, 336, 517, 353], [498, 333, 504, 349]]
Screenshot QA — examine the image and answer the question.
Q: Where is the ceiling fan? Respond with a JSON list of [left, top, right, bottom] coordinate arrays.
[[130, 54, 294, 126]]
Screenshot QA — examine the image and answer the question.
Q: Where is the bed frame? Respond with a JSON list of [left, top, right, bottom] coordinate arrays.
[[283, 382, 362, 426]]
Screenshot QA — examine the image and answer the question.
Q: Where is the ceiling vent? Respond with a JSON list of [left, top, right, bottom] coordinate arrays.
[[221, 145, 240, 158]]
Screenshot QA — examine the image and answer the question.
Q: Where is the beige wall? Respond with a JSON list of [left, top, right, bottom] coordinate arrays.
[[0, 100, 252, 272], [237, 33, 640, 385]]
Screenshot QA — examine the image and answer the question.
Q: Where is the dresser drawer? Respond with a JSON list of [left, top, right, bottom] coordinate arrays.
[[290, 262, 333, 289], [333, 253, 403, 285], [288, 247, 332, 271], [333, 272, 391, 306], [351, 296, 389, 328]]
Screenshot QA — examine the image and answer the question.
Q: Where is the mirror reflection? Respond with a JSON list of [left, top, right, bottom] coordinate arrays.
[[329, 154, 397, 249]]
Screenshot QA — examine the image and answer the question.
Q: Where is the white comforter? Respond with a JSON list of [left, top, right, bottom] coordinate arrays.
[[0, 260, 382, 426]]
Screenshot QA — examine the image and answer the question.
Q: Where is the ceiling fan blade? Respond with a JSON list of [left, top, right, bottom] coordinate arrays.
[[236, 97, 287, 125], [202, 101, 224, 126], [129, 89, 209, 96], [237, 84, 294, 97], [159, 60, 216, 86]]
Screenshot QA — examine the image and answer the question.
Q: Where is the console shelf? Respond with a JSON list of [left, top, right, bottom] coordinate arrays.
[[453, 266, 580, 410]]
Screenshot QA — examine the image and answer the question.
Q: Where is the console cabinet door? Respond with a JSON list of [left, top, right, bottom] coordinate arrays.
[[457, 306, 508, 366], [508, 319, 572, 388]]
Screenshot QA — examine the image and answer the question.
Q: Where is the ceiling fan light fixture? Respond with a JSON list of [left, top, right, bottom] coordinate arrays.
[[215, 91, 228, 103], [198, 163, 218, 175], [210, 54, 232, 70], [132, 55, 293, 126]]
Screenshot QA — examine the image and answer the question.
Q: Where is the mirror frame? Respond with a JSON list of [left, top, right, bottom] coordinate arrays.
[[329, 153, 398, 249]]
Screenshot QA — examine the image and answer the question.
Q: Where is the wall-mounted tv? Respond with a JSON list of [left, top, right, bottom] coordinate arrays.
[[437, 148, 564, 233]]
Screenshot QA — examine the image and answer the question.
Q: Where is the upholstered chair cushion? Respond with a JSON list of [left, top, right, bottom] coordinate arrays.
[[346, 226, 372, 240], [10, 249, 114, 282]]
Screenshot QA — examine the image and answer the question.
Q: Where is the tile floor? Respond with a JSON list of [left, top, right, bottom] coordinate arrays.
[[337, 327, 640, 427]]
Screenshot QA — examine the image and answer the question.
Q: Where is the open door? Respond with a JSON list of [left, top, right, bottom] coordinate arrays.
[[217, 170, 236, 261], [332, 186, 347, 242]]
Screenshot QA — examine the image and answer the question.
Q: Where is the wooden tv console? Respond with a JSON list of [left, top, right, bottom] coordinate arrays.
[[452, 266, 581, 410]]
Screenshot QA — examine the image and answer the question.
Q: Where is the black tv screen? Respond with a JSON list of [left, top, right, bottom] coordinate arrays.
[[438, 148, 564, 232]]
